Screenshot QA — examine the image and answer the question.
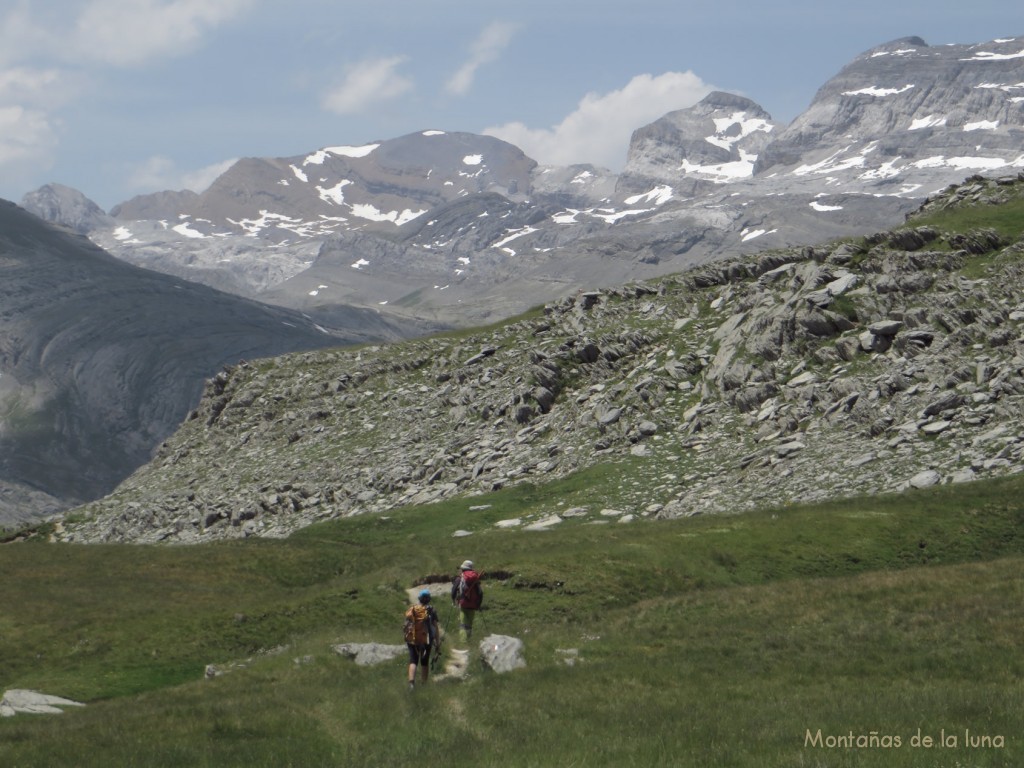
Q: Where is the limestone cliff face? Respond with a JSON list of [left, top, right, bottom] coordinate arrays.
[[755, 35, 1024, 187]]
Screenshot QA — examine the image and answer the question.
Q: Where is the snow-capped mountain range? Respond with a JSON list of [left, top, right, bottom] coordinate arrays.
[[23, 35, 1024, 328]]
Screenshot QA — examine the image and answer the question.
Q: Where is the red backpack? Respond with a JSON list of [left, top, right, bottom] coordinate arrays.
[[457, 570, 483, 610]]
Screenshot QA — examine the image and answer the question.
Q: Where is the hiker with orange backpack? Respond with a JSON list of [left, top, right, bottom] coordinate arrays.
[[404, 589, 439, 690], [450, 560, 483, 643]]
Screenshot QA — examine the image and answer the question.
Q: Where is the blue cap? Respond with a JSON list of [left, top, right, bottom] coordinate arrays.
[[418, 589, 432, 601]]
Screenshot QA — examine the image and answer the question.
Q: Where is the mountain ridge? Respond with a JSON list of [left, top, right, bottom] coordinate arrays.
[[25, 34, 1022, 334]]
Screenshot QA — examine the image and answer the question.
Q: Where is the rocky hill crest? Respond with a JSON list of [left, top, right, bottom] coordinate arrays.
[[59, 172, 1024, 544]]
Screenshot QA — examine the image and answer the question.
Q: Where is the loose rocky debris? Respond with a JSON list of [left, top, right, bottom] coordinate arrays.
[[1, 689, 85, 717], [204, 644, 289, 678], [556, 648, 582, 667], [60, 174, 1024, 544]]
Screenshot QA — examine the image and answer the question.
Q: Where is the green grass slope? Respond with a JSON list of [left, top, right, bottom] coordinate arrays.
[[2, 472, 1022, 767]]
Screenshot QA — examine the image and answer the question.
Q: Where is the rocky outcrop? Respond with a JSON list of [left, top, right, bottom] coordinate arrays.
[[20, 183, 113, 234], [58, 174, 1024, 544]]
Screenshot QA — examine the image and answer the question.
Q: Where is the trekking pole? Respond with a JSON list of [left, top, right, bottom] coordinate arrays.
[[477, 605, 490, 638], [432, 602, 455, 671]]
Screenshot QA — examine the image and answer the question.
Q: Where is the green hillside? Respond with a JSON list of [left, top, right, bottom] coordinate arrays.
[[2, 471, 1022, 766]]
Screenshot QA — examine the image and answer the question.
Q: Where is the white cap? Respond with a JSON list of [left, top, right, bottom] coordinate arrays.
[[460, 560, 474, 570]]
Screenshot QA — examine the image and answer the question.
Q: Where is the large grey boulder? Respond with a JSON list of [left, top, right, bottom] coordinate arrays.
[[479, 634, 526, 673]]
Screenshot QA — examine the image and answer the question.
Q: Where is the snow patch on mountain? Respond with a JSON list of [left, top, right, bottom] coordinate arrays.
[[317, 180, 352, 205], [909, 115, 947, 130], [680, 150, 759, 181], [705, 112, 774, 151], [961, 47, 1024, 62], [172, 218, 206, 239], [624, 185, 673, 206], [350, 204, 425, 226], [842, 84, 915, 97]]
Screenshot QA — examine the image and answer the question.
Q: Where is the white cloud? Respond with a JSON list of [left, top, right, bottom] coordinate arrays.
[[485, 71, 715, 169], [73, 0, 254, 66], [0, 105, 59, 168], [0, 1, 251, 193], [446, 21, 519, 96], [322, 56, 414, 115], [0, 67, 67, 106], [127, 155, 238, 193], [0, 66, 78, 177]]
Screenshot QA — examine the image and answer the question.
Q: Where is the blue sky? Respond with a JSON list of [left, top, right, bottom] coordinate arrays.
[[1, 0, 1020, 210]]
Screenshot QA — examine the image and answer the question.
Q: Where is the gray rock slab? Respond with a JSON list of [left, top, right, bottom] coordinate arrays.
[[333, 643, 407, 666], [1, 690, 85, 717], [480, 634, 526, 674]]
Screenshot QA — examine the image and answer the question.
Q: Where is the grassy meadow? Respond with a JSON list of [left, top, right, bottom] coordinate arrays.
[[1, 470, 1022, 767]]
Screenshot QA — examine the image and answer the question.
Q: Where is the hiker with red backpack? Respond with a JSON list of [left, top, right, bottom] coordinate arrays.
[[404, 589, 439, 690], [451, 560, 483, 642]]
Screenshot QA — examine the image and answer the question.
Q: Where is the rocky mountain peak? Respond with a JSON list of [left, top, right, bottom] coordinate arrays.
[[20, 183, 113, 234], [109, 130, 537, 243], [754, 34, 1024, 184], [619, 91, 776, 194]]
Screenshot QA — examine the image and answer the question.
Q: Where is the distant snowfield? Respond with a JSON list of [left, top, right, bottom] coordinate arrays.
[[680, 150, 759, 181], [962, 48, 1024, 62], [350, 204, 425, 226], [741, 227, 778, 242], [909, 115, 947, 130], [704, 111, 773, 151], [810, 200, 843, 212], [842, 84, 915, 97], [172, 219, 206, 239], [964, 120, 999, 131], [316, 180, 352, 206], [870, 48, 919, 58], [624, 185, 673, 206]]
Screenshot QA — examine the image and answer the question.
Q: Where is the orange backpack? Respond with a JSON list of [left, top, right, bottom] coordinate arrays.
[[403, 604, 431, 645]]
